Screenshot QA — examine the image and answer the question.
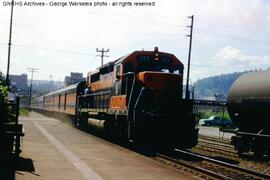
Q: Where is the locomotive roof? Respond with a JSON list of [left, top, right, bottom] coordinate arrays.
[[86, 49, 183, 76], [116, 50, 182, 65]]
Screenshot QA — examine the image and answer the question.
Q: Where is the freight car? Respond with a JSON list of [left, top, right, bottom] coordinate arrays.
[[32, 48, 198, 150], [227, 70, 270, 156]]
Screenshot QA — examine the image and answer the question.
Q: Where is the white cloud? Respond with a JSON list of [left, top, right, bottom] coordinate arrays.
[[215, 46, 270, 68]]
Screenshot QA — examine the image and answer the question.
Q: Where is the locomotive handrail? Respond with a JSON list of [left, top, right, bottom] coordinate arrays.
[[194, 99, 226, 106], [237, 131, 270, 138], [80, 90, 111, 98], [121, 72, 136, 140], [118, 72, 134, 79], [133, 87, 146, 124], [257, 129, 263, 135]]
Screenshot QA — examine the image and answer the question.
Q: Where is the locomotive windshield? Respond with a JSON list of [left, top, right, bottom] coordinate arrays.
[[136, 55, 183, 74]]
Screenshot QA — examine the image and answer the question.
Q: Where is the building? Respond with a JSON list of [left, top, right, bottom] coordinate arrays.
[[64, 72, 84, 86], [10, 74, 28, 95]]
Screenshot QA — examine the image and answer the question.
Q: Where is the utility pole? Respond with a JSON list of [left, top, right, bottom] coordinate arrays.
[[49, 75, 53, 91], [49, 75, 54, 111], [96, 48, 109, 66], [27, 68, 38, 109], [6, 0, 15, 86], [185, 15, 194, 100]]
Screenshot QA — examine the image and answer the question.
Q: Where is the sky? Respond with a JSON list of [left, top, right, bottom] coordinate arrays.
[[0, 0, 270, 84]]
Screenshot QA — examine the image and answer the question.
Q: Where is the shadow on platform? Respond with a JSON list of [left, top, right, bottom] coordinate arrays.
[[0, 153, 36, 180]]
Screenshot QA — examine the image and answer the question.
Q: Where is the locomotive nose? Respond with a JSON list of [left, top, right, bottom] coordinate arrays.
[[136, 71, 182, 92]]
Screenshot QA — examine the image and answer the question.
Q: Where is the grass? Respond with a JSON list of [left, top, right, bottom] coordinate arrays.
[[19, 108, 29, 116]]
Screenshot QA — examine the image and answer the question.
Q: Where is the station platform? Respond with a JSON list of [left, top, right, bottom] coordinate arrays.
[[13, 112, 197, 180]]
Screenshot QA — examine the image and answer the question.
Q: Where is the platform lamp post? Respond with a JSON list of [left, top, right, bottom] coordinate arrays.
[[6, 0, 14, 86]]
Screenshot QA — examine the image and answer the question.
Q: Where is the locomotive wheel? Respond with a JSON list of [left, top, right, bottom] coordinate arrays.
[[235, 144, 246, 156], [237, 149, 244, 157]]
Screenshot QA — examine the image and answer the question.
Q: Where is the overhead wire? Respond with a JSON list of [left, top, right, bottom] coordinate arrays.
[[193, 33, 213, 66], [193, 38, 207, 65], [194, 28, 269, 47], [0, 14, 183, 27], [194, 32, 211, 60], [13, 44, 97, 56], [156, 36, 186, 48], [119, 24, 187, 52], [12, 32, 97, 50], [196, 11, 270, 20], [1, 9, 268, 70], [188, 63, 260, 69], [0, 21, 184, 36], [0, 9, 186, 27]]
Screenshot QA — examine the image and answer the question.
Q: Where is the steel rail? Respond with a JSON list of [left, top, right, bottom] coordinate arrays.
[[198, 135, 231, 144], [198, 138, 233, 148], [175, 149, 270, 179], [196, 143, 237, 155], [156, 153, 232, 180]]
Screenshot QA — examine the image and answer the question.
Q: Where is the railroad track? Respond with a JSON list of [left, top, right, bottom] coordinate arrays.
[[198, 135, 231, 145], [155, 153, 230, 180], [155, 149, 270, 180], [197, 138, 237, 156]]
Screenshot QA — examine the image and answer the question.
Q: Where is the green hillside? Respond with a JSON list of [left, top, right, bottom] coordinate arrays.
[[193, 71, 253, 100]]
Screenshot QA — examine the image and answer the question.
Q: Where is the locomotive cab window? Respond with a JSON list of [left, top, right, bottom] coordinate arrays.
[[116, 65, 121, 78], [173, 67, 183, 75], [173, 70, 180, 74], [90, 72, 100, 83], [160, 57, 171, 64], [87, 75, 90, 84], [137, 55, 153, 63], [161, 69, 169, 73]]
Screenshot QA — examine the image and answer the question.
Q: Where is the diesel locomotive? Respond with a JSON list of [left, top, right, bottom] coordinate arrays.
[[227, 70, 270, 156], [32, 48, 198, 149]]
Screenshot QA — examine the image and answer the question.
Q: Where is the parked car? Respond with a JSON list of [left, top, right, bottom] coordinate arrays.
[[199, 115, 234, 128]]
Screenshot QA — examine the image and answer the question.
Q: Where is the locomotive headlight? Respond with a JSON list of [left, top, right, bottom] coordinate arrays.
[[155, 53, 159, 61], [154, 47, 159, 61]]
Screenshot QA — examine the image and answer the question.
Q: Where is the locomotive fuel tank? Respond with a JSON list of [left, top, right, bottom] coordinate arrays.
[[227, 70, 270, 132]]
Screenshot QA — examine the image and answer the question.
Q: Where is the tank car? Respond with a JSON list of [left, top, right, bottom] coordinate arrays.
[[227, 70, 270, 156]]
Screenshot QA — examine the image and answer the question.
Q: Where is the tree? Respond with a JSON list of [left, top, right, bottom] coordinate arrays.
[[0, 72, 9, 123]]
